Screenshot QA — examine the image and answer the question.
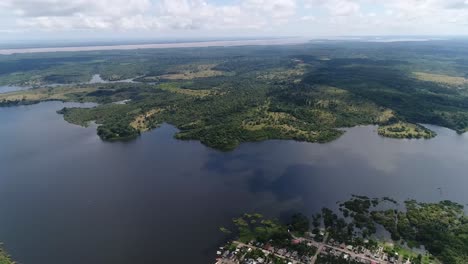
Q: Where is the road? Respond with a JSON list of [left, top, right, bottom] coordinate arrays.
[[293, 233, 386, 264], [232, 241, 302, 264], [310, 233, 328, 264], [229, 235, 387, 264]]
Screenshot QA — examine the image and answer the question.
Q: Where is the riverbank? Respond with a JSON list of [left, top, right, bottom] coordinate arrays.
[[217, 196, 468, 264]]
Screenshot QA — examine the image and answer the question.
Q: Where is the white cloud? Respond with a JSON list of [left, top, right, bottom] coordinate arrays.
[[300, 15, 315, 21], [0, 0, 297, 32], [304, 0, 360, 16], [157, 0, 268, 30], [2, 0, 151, 17], [243, 0, 297, 18], [382, 0, 468, 28], [1, 0, 468, 36]]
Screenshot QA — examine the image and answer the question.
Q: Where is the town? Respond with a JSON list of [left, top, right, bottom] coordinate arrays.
[[213, 202, 446, 264], [215, 230, 414, 264]]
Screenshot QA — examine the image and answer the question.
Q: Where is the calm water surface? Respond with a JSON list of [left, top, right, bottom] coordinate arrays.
[[1, 102, 468, 264], [0, 86, 31, 94]]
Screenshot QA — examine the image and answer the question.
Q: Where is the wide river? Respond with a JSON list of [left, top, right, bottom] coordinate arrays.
[[1, 102, 468, 264]]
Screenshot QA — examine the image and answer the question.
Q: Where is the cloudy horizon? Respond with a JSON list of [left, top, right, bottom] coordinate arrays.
[[1, 0, 468, 41]]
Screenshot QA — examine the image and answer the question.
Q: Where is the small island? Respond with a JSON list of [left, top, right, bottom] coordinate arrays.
[[378, 122, 435, 139], [216, 196, 468, 264]]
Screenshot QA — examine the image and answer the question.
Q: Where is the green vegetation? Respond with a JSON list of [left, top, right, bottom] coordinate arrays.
[[232, 213, 290, 246], [288, 213, 310, 235], [372, 200, 468, 264], [224, 196, 468, 263], [378, 122, 436, 139], [2, 40, 468, 150], [413, 72, 468, 86], [0, 246, 14, 264], [322, 196, 468, 264]]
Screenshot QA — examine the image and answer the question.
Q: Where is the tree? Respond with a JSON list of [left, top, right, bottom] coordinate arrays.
[[289, 213, 310, 234]]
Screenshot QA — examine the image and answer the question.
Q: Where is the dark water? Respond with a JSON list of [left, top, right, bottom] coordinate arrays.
[[1, 102, 468, 264]]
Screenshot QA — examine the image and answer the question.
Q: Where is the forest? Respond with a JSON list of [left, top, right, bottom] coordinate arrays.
[[1, 40, 468, 150]]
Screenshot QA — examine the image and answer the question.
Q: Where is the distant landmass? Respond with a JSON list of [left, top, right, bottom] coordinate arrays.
[[2, 40, 468, 150]]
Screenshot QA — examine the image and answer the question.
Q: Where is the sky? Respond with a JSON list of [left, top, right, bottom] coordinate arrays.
[[1, 0, 468, 41]]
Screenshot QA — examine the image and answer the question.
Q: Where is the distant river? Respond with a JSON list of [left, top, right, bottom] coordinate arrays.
[[0, 38, 307, 55], [0, 85, 31, 94], [0, 74, 135, 94], [1, 102, 468, 264]]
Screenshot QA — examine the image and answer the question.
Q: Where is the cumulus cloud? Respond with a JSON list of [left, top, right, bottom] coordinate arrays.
[[156, 0, 269, 30], [242, 0, 297, 18], [1, 0, 468, 35], [298, 0, 468, 35], [1, 0, 297, 32], [2, 0, 153, 30], [304, 0, 360, 16], [382, 0, 468, 28], [3, 0, 151, 17]]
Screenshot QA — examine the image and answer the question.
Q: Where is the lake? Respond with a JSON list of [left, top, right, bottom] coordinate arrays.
[[89, 74, 136, 84], [1, 102, 468, 264]]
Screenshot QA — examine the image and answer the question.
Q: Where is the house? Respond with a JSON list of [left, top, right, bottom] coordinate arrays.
[[277, 248, 286, 255]]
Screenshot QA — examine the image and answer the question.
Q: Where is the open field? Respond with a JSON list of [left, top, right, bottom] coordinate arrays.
[[156, 83, 212, 97], [0, 86, 96, 102], [413, 72, 468, 86], [160, 64, 225, 80], [130, 108, 163, 131]]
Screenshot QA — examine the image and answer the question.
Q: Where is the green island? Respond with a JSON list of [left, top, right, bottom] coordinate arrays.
[[377, 122, 435, 139], [2, 41, 468, 150], [216, 196, 468, 264]]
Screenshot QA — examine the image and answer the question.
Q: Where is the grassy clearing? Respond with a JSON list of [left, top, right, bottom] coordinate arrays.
[[157, 83, 212, 97], [160, 64, 225, 80], [130, 108, 163, 131], [378, 122, 435, 139], [382, 243, 438, 264], [242, 104, 320, 140], [257, 64, 307, 82], [376, 109, 395, 123], [0, 86, 96, 102], [413, 72, 468, 86]]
